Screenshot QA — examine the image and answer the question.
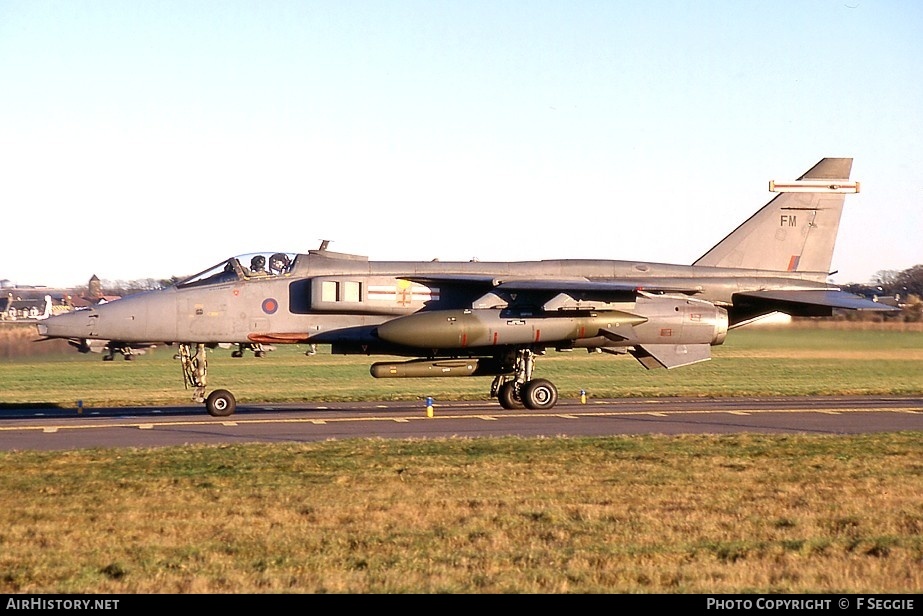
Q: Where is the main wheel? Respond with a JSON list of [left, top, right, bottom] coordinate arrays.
[[498, 381, 525, 410], [521, 379, 558, 410], [206, 389, 237, 417]]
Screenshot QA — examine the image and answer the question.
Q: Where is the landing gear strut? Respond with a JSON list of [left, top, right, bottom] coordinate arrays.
[[490, 349, 558, 410], [178, 343, 237, 417]]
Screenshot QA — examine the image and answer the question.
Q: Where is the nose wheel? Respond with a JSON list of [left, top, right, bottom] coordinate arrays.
[[179, 343, 239, 417], [205, 389, 237, 417]]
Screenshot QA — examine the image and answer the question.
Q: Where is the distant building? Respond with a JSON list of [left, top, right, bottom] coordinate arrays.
[[0, 275, 120, 321], [69, 275, 120, 308], [88, 275, 102, 300], [0, 293, 53, 321]]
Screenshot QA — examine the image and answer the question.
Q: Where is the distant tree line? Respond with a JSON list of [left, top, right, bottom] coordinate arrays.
[[841, 264, 922, 322], [864, 265, 923, 299]]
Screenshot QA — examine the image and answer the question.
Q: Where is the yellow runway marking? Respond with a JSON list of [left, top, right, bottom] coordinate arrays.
[[0, 406, 920, 435]]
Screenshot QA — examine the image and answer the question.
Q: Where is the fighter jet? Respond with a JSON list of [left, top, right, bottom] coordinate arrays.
[[37, 158, 896, 417]]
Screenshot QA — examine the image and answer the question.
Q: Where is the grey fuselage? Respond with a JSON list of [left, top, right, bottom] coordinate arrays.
[[38, 248, 830, 354]]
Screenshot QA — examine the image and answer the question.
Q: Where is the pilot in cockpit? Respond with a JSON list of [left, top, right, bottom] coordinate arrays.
[[269, 253, 291, 275], [249, 255, 269, 277], [269, 252, 291, 275]]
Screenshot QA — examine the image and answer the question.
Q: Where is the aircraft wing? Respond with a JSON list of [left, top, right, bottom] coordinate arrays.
[[402, 275, 700, 297], [495, 279, 700, 294], [400, 274, 498, 287], [733, 289, 900, 314], [401, 275, 702, 312]]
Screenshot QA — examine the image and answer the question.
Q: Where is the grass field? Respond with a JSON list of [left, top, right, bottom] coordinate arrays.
[[0, 322, 921, 594], [0, 434, 920, 593]]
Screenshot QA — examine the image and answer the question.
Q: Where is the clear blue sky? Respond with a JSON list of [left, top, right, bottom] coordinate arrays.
[[2, 0, 920, 288]]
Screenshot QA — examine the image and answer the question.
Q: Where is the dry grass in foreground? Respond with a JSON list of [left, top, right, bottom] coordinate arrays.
[[0, 433, 921, 593]]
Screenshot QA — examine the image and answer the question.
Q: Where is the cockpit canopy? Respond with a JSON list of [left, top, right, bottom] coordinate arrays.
[[177, 252, 297, 288]]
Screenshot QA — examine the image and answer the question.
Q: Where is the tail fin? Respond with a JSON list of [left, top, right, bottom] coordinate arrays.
[[693, 158, 856, 273]]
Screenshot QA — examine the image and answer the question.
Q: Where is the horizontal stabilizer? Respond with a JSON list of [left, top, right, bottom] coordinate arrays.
[[734, 289, 900, 312], [629, 343, 712, 370]]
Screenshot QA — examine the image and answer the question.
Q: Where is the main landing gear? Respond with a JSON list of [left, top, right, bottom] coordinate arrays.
[[489, 348, 559, 411], [179, 344, 559, 418], [102, 343, 136, 361], [178, 343, 237, 417], [231, 343, 266, 358]]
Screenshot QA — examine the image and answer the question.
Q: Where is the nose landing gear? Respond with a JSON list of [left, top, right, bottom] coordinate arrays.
[[178, 343, 238, 417]]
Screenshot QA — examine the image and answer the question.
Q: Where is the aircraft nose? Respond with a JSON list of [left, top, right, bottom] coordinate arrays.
[[39, 290, 178, 342], [37, 309, 93, 339]]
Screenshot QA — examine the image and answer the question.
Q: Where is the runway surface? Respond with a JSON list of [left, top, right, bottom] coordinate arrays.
[[1, 395, 921, 451]]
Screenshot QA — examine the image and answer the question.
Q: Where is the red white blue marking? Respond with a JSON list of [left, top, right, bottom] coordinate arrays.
[[262, 298, 279, 314]]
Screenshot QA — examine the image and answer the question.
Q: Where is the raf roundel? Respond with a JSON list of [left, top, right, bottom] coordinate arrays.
[[261, 298, 278, 315]]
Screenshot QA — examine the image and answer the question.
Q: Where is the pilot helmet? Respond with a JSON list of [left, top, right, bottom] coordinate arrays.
[[251, 255, 266, 270], [269, 253, 290, 271]]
